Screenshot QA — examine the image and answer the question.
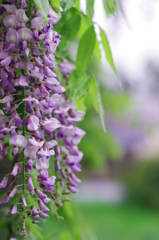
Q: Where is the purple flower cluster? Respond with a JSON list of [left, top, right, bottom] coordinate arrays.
[[0, 0, 85, 237]]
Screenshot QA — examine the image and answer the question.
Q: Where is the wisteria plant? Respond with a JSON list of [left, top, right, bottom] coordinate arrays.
[[0, 0, 119, 238]]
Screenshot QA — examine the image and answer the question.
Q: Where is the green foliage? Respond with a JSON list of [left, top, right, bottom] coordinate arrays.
[[119, 159, 159, 209], [86, 0, 95, 21], [76, 25, 96, 71], [100, 28, 122, 88], [49, 0, 60, 16], [102, 0, 118, 15], [33, 0, 50, 23]]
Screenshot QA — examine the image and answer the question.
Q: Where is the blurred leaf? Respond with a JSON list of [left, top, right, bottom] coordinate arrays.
[[100, 28, 122, 88], [49, 0, 60, 16], [27, 221, 43, 239], [60, 231, 73, 240], [102, 0, 118, 15], [76, 25, 96, 71], [78, 13, 92, 38], [75, 0, 80, 9], [60, 14, 81, 42], [33, 0, 50, 24], [61, 0, 75, 10], [86, 0, 94, 21], [89, 78, 98, 112], [93, 39, 102, 62], [73, 78, 91, 102], [97, 88, 106, 133]]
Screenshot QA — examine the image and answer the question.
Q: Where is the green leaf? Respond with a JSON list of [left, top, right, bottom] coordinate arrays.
[[60, 14, 81, 42], [102, 0, 118, 15], [89, 78, 98, 112], [100, 28, 122, 88], [76, 25, 96, 71], [93, 39, 102, 62], [97, 87, 106, 132], [62, 0, 75, 10], [86, 0, 94, 21], [33, 0, 50, 24], [78, 13, 91, 38], [90, 78, 106, 132], [73, 78, 91, 102], [49, 0, 60, 16], [75, 0, 80, 9]]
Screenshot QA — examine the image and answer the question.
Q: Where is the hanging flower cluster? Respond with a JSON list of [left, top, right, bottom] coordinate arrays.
[[0, 0, 85, 237]]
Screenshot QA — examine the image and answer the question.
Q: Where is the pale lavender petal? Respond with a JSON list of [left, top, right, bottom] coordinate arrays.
[[27, 115, 39, 131], [0, 175, 8, 188], [35, 157, 49, 171], [39, 211, 49, 218], [43, 197, 51, 204], [31, 205, 39, 216], [1, 4, 17, 14], [6, 28, 18, 43], [29, 137, 44, 147], [43, 118, 61, 132], [27, 177, 34, 195], [9, 134, 27, 148], [3, 14, 18, 28], [11, 204, 17, 214], [16, 9, 29, 23], [18, 28, 33, 41], [31, 16, 43, 30], [35, 187, 47, 200], [68, 186, 79, 193], [21, 195, 27, 207], [0, 193, 9, 204], [19, 75, 28, 87], [11, 163, 19, 176], [38, 200, 49, 212], [9, 186, 18, 198], [24, 146, 38, 159]]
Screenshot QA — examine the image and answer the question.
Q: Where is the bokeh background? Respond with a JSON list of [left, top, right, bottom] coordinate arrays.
[[1, 0, 159, 239]]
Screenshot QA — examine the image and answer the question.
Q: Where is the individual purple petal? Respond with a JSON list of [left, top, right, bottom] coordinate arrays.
[[70, 173, 81, 184], [35, 157, 49, 171], [18, 28, 33, 41], [21, 195, 27, 207], [39, 170, 48, 181], [24, 146, 38, 159], [11, 204, 17, 214], [29, 137, 44, 147], [16, 9, 29, 23], [1, 56, 13, 66], [60, 169, 67, 179], [35, 187, 47, 200], [38, 148, 55, 157], [31, 16, 43, 30], [26, 159, 33, 170], [68, 177, 77, 187], [39, 211, 49, 219], [21, 0, 27, 9], [43, 118, 61, 132], [11, 163, 19, 176], [31, 205, 39, 216], [44, 66, 56, 77], [44, 140, 57, 149], [1, 4, 17, 14], [27, 115, 39, 131], [0, 95, 13, 103], [68, 186, 79, 193], [0, 193, 9, 204], [59, 59, 75, 75], [3, 14, 18, 28], [12, 147, 18, 156], [43, 197, 51, 204], [9, 135, 27, 148], [19, 75, 28, 87], [6, 28, 18, 44], [71, 163, 81, 173], [0, 175, 8, 188], [38, 200, 49, 212], [27, 177, 35, 195], [9, 186, 18, 198]]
